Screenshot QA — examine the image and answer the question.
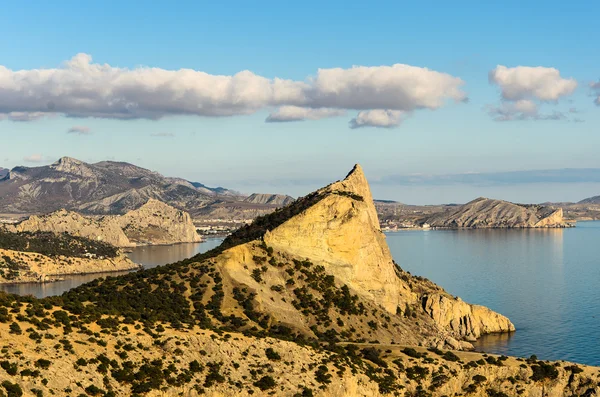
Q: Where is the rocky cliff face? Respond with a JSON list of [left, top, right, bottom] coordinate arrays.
[[237, 165, 514, 341], [11, 199, 201, 247], [425, 197, 571, 228], [12, 209, 133, 247], [264, 165, 404, 314], [117, 199, 202, 245]]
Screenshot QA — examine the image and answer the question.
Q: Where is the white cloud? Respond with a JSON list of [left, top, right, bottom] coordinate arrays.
[[150, 132, 175, 137], [67, 125, 91, 135], [266, 106, 345, 122], [592, 81, 600, 105], [0, 54, 466, 128], [349, 109, 407, 129], [23, 154, 43, 163], [489, 65, 577, 101], [487, 65, 578, 122]]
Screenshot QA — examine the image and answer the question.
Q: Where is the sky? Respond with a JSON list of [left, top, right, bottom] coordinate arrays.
[[1, 0, 600, 204]]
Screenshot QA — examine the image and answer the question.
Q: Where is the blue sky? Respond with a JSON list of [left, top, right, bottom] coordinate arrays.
[[1, 0, 599, 204]]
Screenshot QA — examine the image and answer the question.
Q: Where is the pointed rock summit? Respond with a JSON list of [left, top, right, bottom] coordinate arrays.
[[218, 164, 514, 342], [264, 164, 402, 313]]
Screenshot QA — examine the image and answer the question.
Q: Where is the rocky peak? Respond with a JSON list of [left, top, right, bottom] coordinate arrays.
[[264, 164, 403, 313], [50, 156, 97, 178]]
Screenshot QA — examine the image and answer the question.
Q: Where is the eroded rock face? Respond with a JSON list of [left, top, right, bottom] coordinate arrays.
[[264, 165, 403, 314], [262, 165, 514, 341], [117, 198, 202, 245], [11, 199, 201, 247], [422, 294, 515, 339], [13, 209, 133, 247]]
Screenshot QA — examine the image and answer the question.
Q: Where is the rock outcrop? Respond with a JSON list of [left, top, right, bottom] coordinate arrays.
[[12, 209, 133, 247], [264, 165, 404, 314], [10, 199, 201, 247], [424, 197, 571, 228], [117, 198, 202, 245], [422, 294, 515, 340], [238, 165, 514, 340]]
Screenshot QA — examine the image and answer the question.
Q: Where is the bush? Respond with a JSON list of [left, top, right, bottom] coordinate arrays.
[[253, 376, 276, 391], [265, 347, 281, 361], [1, 381, 23, 397], [35, 359, 51, 369]]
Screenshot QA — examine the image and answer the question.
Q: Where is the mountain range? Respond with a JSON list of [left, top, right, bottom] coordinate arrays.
[[0, 157, 292, 218]]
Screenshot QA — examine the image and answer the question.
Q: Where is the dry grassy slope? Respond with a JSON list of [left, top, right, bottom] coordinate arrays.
[[0, 313, 597, 397], [0, 248, 139, 283]]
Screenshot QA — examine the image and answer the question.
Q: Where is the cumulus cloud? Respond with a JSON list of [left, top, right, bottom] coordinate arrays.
[[349, 110, 407, 129], [266, 106, 345, 122], [150, 132, 175, 137], [23, 154, 43, 163], [0, 54, 466, 128], [67, 125, 91, 135], [592, 81, 600, 105], [489, 65, 577, 101], [487, 65, 578, 122]]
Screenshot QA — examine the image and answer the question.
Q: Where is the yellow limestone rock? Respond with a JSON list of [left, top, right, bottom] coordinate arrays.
[[264, 165, 402, 314], [264, 164, 514, 339]]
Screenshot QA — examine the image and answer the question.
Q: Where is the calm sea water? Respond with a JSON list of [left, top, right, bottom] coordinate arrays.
[[2, 223, 599, 365], [0, 238, 223, 298], [385, 221, 600, 366]]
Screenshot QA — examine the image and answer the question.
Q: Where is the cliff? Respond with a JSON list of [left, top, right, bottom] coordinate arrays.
[[117, 198, 202, 245], [10, 199, 201, 247], [424, 197, 571, 228], [12, 209, 133, 247]]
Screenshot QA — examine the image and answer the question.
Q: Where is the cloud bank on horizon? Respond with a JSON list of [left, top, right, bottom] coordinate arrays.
[[0, 54, 594, 128]]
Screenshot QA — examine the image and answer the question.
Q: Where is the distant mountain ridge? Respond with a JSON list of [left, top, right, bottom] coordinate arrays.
[[0, 167, 7, 179], [243, 193, 295, 206], [579, 195, 600, 204], [424, 197, 570, 228], [0, 157, 238, 215]]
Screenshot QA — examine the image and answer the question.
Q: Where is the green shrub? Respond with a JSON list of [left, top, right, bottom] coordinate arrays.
[[253, 376, 276, 391]]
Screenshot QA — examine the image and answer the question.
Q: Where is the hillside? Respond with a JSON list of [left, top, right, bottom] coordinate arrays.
[[579, 195, 600, 204], [243, 193, 295, 206], [0, 157, 236, 215], [9, 199, 201, 247], [0, 167, 7, 179], [0, 230, 139, 283], [0, 165, 596, 396], [424, 197, 571, 228]]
